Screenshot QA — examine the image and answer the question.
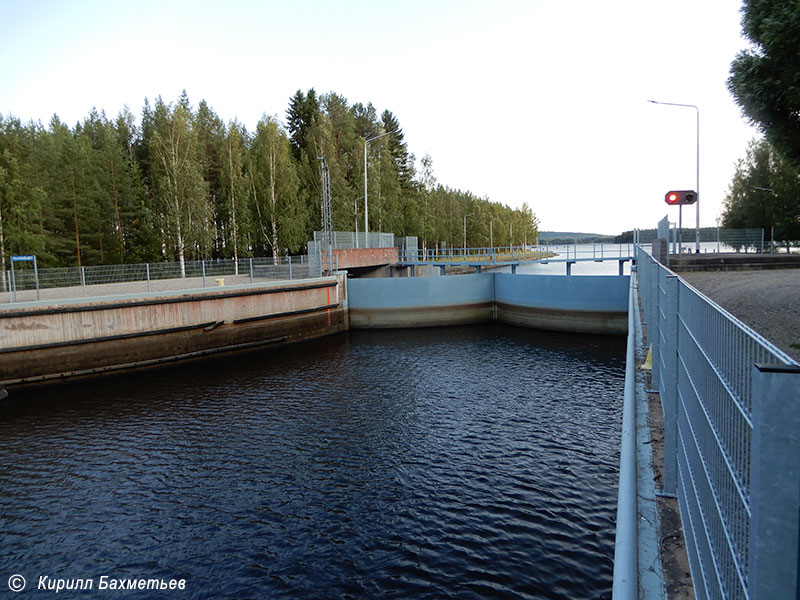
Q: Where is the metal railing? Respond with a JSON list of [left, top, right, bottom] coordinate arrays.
[[399, 243, 637, 264], [1, 256, 313, 305], [637, 247, 800, 600], [612, 274, 639, 598], [650, 222, 776, 255]]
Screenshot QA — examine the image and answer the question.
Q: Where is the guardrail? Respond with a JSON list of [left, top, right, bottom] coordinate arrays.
[[1, 256, 313, 305], [612, 273, 639, 598], [400, 243, 636, 264], [637, 246, 800, 600]]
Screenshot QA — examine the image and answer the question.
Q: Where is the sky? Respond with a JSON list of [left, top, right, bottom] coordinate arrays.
[[0, 0, 759, 235]]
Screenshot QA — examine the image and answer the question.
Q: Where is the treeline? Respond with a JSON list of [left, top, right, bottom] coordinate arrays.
[[0, 89, 538, 270], [724, 0, 800, 247], [721, 138, 800, 247], [539, 232, 615, 244]]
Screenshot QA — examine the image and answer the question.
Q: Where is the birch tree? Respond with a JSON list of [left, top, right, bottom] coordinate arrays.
[[148, 97, 209, 276], [221, 120, 250, 270], [249, 116, 304, 261]]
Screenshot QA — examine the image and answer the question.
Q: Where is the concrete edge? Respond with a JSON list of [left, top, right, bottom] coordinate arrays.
[[632, 276, 667, 599]]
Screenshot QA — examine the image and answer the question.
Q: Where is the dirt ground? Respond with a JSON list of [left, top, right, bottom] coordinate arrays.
[[680, 269, 800, 362], [646, 388, 695, 600], [639, 307, 695, 599]]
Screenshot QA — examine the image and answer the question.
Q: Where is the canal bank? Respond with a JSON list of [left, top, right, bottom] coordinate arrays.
[[0, 275, 348, 388], [1, 272, 629, 391]]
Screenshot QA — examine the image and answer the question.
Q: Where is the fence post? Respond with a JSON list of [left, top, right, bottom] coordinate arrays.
[[249, 258, 254, 283], [748, 363, 800, 599], [650, 262, 660, 391], [202, 260, 206, 288], [33, 257, 40, 301], [288, 256, 293, 280], [146, 263, 151, 293], [661, 274, 679, 496], [80, 266, 86, 297]]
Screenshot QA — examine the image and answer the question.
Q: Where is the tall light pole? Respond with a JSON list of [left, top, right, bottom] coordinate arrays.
[[463, 213, 474, 255], [490, 218, 497, 257], [364, 130, 397, 241], [648, 100, 700, 253]]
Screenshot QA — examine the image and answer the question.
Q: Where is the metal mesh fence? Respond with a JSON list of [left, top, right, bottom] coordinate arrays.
[[312, 231, 395, 249], [637, 248, 799, 600], [1, 255, 312, 305], [648, 224, 767, 253]]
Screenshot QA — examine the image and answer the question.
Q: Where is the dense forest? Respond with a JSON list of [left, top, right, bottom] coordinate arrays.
[[722, 0, 800, 245], [0, 89, 538, 270], [721, 137, 800, 248]]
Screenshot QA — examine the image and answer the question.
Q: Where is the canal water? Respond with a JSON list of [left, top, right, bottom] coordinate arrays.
[[0, 324, 625, 599]]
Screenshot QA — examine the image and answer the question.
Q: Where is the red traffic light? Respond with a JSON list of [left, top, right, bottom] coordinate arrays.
[[664, 190, 698, 205]]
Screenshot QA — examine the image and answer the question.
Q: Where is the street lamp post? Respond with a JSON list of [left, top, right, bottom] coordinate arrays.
[[648, 100, 700, 253], [463, 213, 474, 256], [489, 218, 497, 259], [364, 131, 397, 243]]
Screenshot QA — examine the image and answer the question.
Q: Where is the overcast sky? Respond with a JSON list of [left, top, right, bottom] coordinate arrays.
[[1, 0, 758, 235]]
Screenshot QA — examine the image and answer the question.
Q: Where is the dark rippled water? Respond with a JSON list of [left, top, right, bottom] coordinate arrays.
[[0, 324, 624, 599]]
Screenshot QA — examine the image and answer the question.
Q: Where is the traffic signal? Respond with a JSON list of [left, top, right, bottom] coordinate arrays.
[[665, 190, 698, 205]]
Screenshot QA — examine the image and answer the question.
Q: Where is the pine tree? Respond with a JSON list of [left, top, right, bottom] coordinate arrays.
[[0, 90, 541, 269], [0, 117, 47, 278], [43, 116, 105, 266], [323, 93, 360, 233], [113, 109, 159, 262], [381, 110, 414, 189], [286, 89, 320, 160], [194, 100, 226, 256], [351, 102, 379, 139]]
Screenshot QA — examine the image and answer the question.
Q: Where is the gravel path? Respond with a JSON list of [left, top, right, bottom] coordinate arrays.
[[680, 269, 800, 362]]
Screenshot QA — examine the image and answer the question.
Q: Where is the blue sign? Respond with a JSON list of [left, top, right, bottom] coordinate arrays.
[[11, 255, 35, 262]]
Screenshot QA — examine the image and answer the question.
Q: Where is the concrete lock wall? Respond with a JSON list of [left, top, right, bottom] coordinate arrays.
[[0, 276, 347, 387], [348, 273, 495, 328], [1, 272, 628, 390], [495, 273, 630, 334], [348, 273, 629, 334]]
